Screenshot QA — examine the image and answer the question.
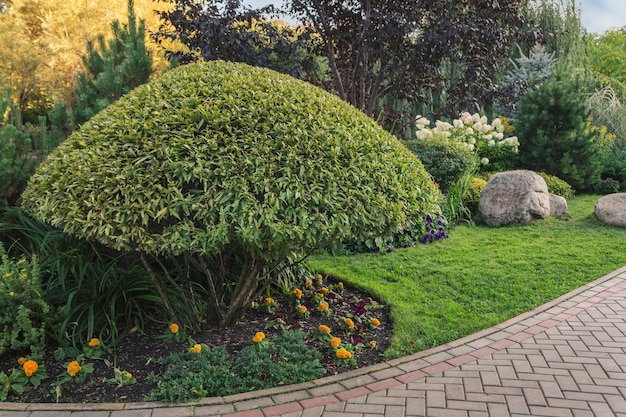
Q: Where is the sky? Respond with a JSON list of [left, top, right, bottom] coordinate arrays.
[[245, 0, 626, 35]]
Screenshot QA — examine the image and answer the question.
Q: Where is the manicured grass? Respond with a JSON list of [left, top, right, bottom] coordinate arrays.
[[306, 195, 626, 359]]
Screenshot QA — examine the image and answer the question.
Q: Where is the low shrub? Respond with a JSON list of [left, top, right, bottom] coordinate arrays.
[[464, 176, 488, 215], [146, 330, 324, 402], [404, 139, 477, 193]]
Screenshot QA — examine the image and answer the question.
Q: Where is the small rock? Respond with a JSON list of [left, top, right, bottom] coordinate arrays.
[[549, 194, 568, 217]]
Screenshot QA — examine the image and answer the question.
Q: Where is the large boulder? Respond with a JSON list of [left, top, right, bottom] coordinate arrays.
[[549, 194, 568, 217], [479, 170, 551, 227], [595, 193, 626, 227]]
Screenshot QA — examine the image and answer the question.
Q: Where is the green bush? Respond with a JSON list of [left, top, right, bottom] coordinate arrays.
[[146, 330, 324, 402], [515, 74, 603, 191], [23, 60, 441, 328], [464, 176, 487, 215], [404, 139, 476, 194], [0, 243, 50, 360], [536, 172, 575, 199]]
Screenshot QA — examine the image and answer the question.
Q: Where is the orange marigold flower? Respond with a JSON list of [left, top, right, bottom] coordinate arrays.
[[17, 357, 27, 365], [330, 337, 341, 349], [371, 318, 381, 327], [320, 287, 329, 295], [293, 288, 303, 299], [336, 348, 352, 360], [252, 332, 266, 344], [298, 305, 307, 314], [169, 323, 179, 334], [189, 344, 202, 353], [67, 361, 82, 377], [23, 360, 38, 377], [88, 338, 100, 347], [338, 282, 344, 288], [317, 274, 323, 281], [344, 318, 355, 329], [124, 371, 132, 378], [317, 302, 329, 312], [318, 325, 331, 334], [264, 297, 275, 305], [305, 279, 313, 287]]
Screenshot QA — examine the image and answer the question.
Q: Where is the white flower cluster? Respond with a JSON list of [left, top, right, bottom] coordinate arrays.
[[415, 112, 519, 156]]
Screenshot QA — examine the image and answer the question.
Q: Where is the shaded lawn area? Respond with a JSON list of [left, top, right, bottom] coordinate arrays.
[[306, 195, 626, 358]]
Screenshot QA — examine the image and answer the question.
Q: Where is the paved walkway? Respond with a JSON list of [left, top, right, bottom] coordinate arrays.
[[2, 266, 626, 417]]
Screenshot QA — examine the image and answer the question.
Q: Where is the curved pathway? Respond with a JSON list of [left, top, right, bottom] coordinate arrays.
[[2, 266, 626, 417]]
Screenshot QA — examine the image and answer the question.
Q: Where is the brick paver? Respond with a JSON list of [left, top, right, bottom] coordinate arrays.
[[2, 267, 626, 417]]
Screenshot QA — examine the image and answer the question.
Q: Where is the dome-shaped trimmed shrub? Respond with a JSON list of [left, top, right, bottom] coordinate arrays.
[[23, 61, 441, 327]]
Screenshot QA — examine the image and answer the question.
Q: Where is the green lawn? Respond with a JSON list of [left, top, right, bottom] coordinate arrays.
[[306, 195, 626, 358]]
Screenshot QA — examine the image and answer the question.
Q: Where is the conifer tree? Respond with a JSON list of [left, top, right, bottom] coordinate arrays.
[[72, 0, 153, 125], [515, 73, 602, 191]]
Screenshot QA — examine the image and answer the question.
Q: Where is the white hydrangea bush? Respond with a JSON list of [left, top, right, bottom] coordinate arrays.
[[415, 112, 519, 170]]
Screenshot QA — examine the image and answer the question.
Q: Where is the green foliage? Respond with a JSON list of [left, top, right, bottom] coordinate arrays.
[[0, 242, 50, 360], [146, 330, 324, 402], [0, 207, 173, 346], [441, 169, 475, 225], [72, 0, 153, 125], [404, 139, 477, 194], [464, 176, 487, 215], [588, 29, 626, 86], [515, 74, 603, 191], [24, 60, 441, 327], [536, 172, 575, 199]]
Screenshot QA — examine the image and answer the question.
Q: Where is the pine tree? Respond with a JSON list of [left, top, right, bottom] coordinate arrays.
[[72, 0, 153, 125], [515, 73, 602, 191]]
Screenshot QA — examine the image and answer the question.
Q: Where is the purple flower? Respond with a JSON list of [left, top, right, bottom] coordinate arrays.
[[352, 300, 367, 316]]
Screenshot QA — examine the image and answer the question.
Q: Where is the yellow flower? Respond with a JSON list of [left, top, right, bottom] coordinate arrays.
[[320, 287, 329, 296], [17, 357, 27, 365], [344, 318, 355, 329], [124, 371, 132, 378], [23, 360, 38, 377], [67, 361, 82, 377], [250, 301, 257, 308], [371, 318, 381, 327], [330, 337, 341, 349], [88, 338, 100, 347], [298, 305, 307, 314], [9, 291, 14, 296], [336, 348, 352, 360], [189, 344, 202, 353], [338, 282, 344, 289], [318, 325, 331, 334], [317, 274, 323, 281], [369, 340, 378, 348], [305, 279, 313, 287], [317, 302, 329, 313], [293, 288, 303, 299], [4, 273, 10, 277], [169, 323, 179, 334], [252, 332, 266, 344], [264, 297, 275, 305]]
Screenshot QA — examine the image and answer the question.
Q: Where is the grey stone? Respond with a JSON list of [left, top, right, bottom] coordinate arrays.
[[478, 170, 551, 227], [549, 193, 568, 217], [595, 193, 626, 227]]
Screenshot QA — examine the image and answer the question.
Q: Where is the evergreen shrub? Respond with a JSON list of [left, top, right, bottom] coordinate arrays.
[[23, 60, 441, 328], [536, 172, 574, 199]]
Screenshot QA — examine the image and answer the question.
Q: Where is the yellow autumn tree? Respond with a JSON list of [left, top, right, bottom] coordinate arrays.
[[0, 0, 170, 114]]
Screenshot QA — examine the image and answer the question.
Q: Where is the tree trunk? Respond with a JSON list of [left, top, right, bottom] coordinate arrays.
[[219, 257, 263, 328]]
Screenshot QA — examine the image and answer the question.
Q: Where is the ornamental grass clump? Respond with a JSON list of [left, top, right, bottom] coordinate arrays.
[[22, 60, 440, 329]]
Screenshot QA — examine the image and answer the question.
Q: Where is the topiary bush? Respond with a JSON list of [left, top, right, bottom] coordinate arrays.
[[404, 139, 476, 194], [536, 172, 575, 200], [23, 60, 441, 328]]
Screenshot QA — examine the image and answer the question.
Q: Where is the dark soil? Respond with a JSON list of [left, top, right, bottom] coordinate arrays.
[[1, 283, 392, 404]]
